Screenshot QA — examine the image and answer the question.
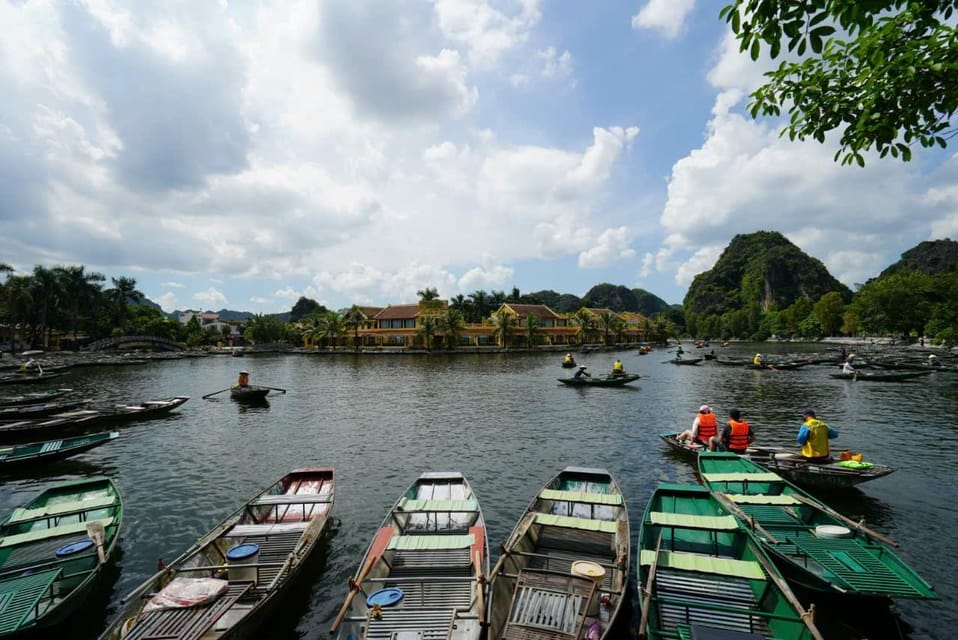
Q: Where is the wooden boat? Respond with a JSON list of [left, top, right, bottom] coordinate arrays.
[[0, 396, 189, 443], [0, 372, 64, 386], [659, 434, 896, 489], [0, 476, 122, 636], [332, 471, 487, 640], [713, 357, 749, 366], [0, 388, 72, 408], [0, 431, 119, 471], [101, 468, 334, 640], [745, 361, 810, 370], [230, 385, 270, 401], [829, 370, 934, 382], [636, 482, 820, 640], [0, 399, 89, 421], [557, 374, 640, 387], [561, 360, 577, 368], [668, 358, 702, 365], [487, 467, 630, 640], [698, 452, 938, 600]]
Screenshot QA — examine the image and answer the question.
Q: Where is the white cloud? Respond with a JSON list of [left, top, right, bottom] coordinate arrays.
[[458, 264, 514, 291], [578, 226, 637, 268], [161, 281, 184, 288], [156, 291, 178, 312], [194, 287, 228, 307], [432, 0, 541, 67], [632, 0, 695, 39]]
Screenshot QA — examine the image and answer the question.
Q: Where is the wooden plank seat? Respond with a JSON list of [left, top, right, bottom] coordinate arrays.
[[391, 548, 473, 575], [8, 495, 117, 524], [124, 581, 253, 640], [503, 570, 594, 640], [225, 521, 309, 537], [38, 440, 63, 454], [363, 606, 456, 640], [0, 533, 94, 575], [0, 568, 61, 635], [639, 550, 764, 580], [700, 473, 782, 484], [518, 548, 617, 592], [724, 494, 799, 506], [0, 517, 114, 549], [652, 568, 770, 636], [538, 490, 622, 506], [252, 494, 332, 506], [649, 512, 739, 530], [397, 498, 478, 512], [536, 525, 613, 557]]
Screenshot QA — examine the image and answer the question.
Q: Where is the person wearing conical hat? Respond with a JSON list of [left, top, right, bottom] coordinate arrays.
[[237, 370, 250, 387]]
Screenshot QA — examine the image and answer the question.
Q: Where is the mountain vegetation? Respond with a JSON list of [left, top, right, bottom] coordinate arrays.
[[878, 238, 958, 278]]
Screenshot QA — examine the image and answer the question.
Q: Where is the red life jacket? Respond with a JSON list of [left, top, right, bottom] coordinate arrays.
[[696, 413, 718, 441], [726, 419, 751, 452]]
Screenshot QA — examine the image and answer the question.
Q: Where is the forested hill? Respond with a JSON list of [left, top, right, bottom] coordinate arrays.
[[581, 283, 671, 315], [878, 238, 958, 278], [683, 231, 851, 316]]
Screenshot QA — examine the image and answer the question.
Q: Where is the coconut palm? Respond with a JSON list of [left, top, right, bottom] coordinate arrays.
[[439, 308, 464, 350], [492, 310, 517, 349], [467, 289, 489, 323], [107, 276, 143, 331], [1, 275, 33, 352], [55, 265, 105, 347], [417, 287, 440, 301], [417, 315, 438, 350], [30, 265, 60, 347], [597, 311, 617, 346], [315, 311, 345, 348], [523, 314, 542, 348], [343, 305, 366, 351], [573, 309, 594, 345]]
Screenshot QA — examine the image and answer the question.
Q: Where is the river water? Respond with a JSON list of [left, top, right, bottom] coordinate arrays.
[[1, 344, 955, 639]]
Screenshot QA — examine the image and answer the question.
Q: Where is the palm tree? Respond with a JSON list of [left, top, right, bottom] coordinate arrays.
[[30, 265, 60, 347], [343, 305, 366, 351], [417, 315, 438, 350], [450, 294, 466, 313], [417, 287, 440, 301], [492, 310, 517, 349], [467, 289, 489, 323], [524, 314, 542, 348], [1, 275, 33, 352], [315, 311, 345, 349], [439, 308, 464, 350], [107, 276, 143, 332], [597, 311, 617, 346], [573, 309, 594, 345], [55, 265, 105, 347]]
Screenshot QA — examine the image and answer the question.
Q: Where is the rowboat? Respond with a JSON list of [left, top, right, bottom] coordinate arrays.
[[829, 370, 934, 382], [659, 434, 896, 489], [0, 388, 72, 408], [0, 399, 90, 421], [101, 468, 334, 640], [487, 467, 629, 640], [332, 471, 487, 640], [0, 396, 189, 443], [713, 358, 749, 366], [230, 385, 270, 401], [557, 374, 640, 387], [745, 361, 810, 370], [636, 482, 820, 640], [0, 476, 122, 636], [0, 431, 119, 471], [668, 358, 701, 365], [0, 372, 64, 386], [698, 452, 937, 600]]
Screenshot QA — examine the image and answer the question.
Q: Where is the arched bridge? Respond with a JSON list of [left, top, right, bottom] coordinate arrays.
[[83, 336, 186, 352]]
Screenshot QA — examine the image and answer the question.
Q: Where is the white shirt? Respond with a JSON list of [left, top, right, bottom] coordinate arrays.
[[842, 361, 856, 374]]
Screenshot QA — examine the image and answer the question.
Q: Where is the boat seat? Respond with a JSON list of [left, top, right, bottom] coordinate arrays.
[[387, 534, 474, 551], [124, 581, 253, 640], [649, 512, 738, 530], [252, 494, 332, 506], [701, 472, 782, 483], [652, 569, 770, 636], [639, 550, 764, 580], [226, 521, 310, 537], [538, 490, 622, 506], [397, 498, 478, 512], [0, 568, 61, 634], [0, 517, 114, 548], [38, 440, 63, 454], [532, 514, 617, 534], [724, 494, 799, 505], [8, 495, 117, 524], [502, 570, 594, 639]]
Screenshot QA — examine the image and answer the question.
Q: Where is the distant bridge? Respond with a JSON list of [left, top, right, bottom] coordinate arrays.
[[83, 336, 186, 352]]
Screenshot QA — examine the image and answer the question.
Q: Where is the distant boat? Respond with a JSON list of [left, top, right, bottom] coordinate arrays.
[[0, 372, 64, 386], [231, 385, 270, 401], [668, 358, 702, 365], [0, 431, 119, 471], [557, 373, 640, 387], [829, 370, 933, 382], [0, 476, 122, 635], [0, 388, 72, 407], [0, 399, 90, 421]]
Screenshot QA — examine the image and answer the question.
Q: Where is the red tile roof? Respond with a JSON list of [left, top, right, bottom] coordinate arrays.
[[500, 304, 561, 319], [374, 304, 420, 320]]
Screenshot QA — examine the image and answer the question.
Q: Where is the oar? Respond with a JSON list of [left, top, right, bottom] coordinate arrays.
[[637, 530, 664, 639], [791, 494, 898, 547], [260, 386, 287, 394], [330, 554, 378, 634], [747, 538, 826, 640], [474, 548, 486, 628], [202, 387, 231, 399]]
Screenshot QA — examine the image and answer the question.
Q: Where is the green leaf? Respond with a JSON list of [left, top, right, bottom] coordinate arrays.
[[750, 38, 760, 61]]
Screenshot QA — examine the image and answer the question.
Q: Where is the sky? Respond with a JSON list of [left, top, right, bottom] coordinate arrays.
[[1, 0, 956, 314]]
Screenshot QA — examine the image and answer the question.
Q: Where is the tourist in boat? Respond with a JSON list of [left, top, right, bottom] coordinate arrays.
[[563, 353, 575, 365], [611, 359, 625, 375], [573, 365, 591, 380], [716, 408, 753, 453], [928, 354, 941, 367], [236, 370, 250, 388], [752, 353, 764, 366], [797, 409, 838, 462], [676, 405, 718, 447], [842, 354, 857, 374], [838, 345, 847, 361]]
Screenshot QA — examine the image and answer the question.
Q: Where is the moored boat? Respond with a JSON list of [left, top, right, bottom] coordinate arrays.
[[487, 467, 630, 640], [668, 358, 702, 365], [557, 373, 640, 387], [100, 467, 334, 640], [829, 370, 934, 382], [0, 372, 65, 386], [0, 388, 72, 407], [659, 433, 896, 489], [0, 399, 90, 421], [636, 482, 821, 640], [331, 471, 487, 640], [0, 476, 122, 636], [698, 452, 937, 600], [0, 431, 119, 471]]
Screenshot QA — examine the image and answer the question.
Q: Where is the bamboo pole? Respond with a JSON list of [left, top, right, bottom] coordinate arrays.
[[791, 494, 898, 547]]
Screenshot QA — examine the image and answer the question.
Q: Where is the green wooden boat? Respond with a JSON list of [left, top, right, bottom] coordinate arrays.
[[0, 476, 122, 636], [637, 483, 821, 640], [487, 467, 630, 640], [0, 431, 119, 471], [698, 453, 937, 600], [828, 370, 933, 382], [557, 373, 640, 387]]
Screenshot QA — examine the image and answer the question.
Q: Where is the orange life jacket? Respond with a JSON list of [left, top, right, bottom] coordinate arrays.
[[726, 419, 751, 452], [696, 413, 718, 441]]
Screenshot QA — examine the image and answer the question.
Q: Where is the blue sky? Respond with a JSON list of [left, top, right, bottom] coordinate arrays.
[[1, 0, 955, 313]]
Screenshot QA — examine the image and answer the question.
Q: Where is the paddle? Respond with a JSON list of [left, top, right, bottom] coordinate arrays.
[[474, 548, 486, 627], [330, 554, 378, 634], [260, 386, 287, 394], [790, 494, 898, 547], [747, 537, 826, 640], [202, 387, 231, 399], [637, 530, 664, 639]]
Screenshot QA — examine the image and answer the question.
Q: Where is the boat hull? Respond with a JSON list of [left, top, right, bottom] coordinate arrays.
[[230, 386, 270, 401], [0, 431, 119, 471], [829, 370, 933, 381], [557, 374, 640, 387]]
